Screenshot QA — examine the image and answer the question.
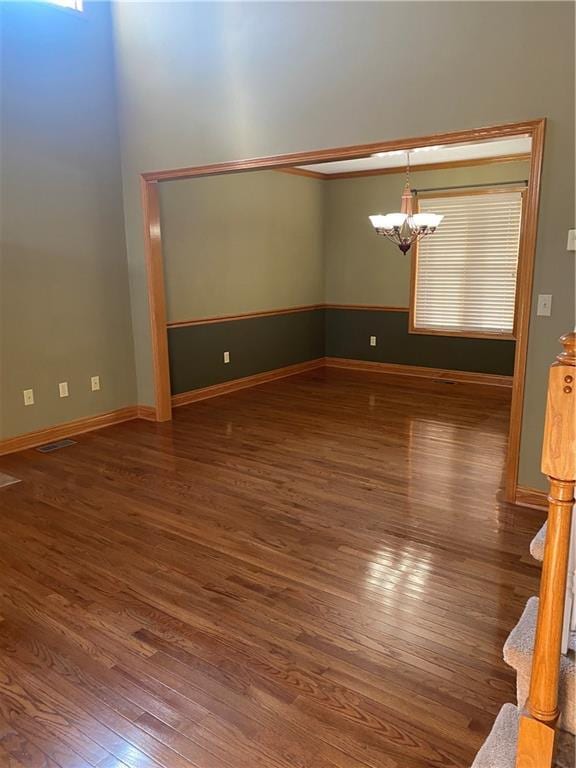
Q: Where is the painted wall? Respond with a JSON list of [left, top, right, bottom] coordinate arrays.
[[160, 170, 324, 392], [163, 162, 524, 393], [160, 170, 324, 322], [169, 310, 325, 394], [0, 2, 136, 439], [112, 1, 575, 491], [325, 309, 516, 375], [324, 160, 530, 306]]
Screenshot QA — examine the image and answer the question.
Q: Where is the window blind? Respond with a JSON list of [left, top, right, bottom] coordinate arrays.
[[412, 190, 523, 336]]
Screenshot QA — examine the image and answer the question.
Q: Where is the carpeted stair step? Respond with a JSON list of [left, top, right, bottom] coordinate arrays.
[[471, 703, 575, 768], [530, 521, 546, 562], [504, 596, 575, 735]]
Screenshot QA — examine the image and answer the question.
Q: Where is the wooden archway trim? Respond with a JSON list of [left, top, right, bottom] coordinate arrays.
[[140, 118, 546, 502]]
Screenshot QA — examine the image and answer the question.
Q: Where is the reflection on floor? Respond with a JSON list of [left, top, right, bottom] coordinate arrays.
[[0, 369, 544, 768]]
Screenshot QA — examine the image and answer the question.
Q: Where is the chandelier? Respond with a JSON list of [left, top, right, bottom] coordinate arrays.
[[369, 152, 443, 254]]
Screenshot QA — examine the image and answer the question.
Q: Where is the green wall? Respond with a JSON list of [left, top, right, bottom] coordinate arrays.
[[0, 2, 136, 439], [160, 171, 324, 322], [113, 1, 574, 491], [324, 160, 530, 306], [325, 309, 516, 375], [0, 2, 572, 495], [163, 162, 525, 392], [169, 310, 325, 394]]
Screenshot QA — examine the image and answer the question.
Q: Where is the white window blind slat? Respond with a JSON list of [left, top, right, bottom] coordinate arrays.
[[413, 191, 522, 336]]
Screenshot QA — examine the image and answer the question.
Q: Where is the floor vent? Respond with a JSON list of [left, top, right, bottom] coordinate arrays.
[[36, 438, 77, 453], [0, 472, 22, 489]]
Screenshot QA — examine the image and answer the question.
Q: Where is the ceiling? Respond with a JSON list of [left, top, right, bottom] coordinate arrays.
[[297, 136, 532, 175]]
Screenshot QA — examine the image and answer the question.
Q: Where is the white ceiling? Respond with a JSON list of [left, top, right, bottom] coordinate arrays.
[[297, 137, 532, 175]]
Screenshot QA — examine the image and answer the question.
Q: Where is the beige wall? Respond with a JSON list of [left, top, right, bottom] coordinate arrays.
[[0, 2, 136, 439], [160, 171, 324, 322], [112, 1, 574, 491], [324, 160, 531, 306]]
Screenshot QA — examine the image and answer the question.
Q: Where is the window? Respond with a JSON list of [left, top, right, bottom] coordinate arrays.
[[46, 0, 83, 11], [410, 189, 523, 338]]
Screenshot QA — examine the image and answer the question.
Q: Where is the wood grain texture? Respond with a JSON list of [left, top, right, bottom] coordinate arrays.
[[137, 405, 158, 422], [167, 305, 409, 328], [171, 359, 325, 407], [0, 408, 140, 457], [276, 167, 327, 180], [515, 487, 547, 512], [139, 119, 545, 507], [525, 478, 574, 723], [0, 370, 544, 768], [541, 334, 576, 481], [302, 153, 532, 181], [504, 118, 546, 501], [142, 120, 544, 182], [516, 712, 555, 768], [167, 305, 325, 328], [141, 177, 172, 422], [324, 357, 513, 388]]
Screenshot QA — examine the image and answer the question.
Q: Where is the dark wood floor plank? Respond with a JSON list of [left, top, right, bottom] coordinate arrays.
[[0, 371, 544, 767]]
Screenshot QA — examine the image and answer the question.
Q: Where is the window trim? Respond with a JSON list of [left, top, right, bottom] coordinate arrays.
[[408, 186, 526, 341]]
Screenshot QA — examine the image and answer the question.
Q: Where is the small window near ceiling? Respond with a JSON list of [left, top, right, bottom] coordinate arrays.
[[410, 189, 524, 339], [47, 0, 83, 10]]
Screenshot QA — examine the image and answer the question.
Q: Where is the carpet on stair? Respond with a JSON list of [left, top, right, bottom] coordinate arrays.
[[504, 596, 575, 736], [530, 521, 546, 562], [472, 703, 575, 768]]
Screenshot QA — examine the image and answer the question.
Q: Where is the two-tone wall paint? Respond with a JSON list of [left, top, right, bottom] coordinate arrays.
[[160, 170, 324, 321], [1, 2, 573, 494], [160, 161, 527, 393], [112, 1, 574, 492], [323, 160, 530, 306], [160, 170, 325, 394]]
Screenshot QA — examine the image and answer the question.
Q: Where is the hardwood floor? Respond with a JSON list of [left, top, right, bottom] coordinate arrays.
[[0, 369, 545, 768]]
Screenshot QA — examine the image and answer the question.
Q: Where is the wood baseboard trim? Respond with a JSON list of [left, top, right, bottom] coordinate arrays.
[[324, 357, 514, 388], [515, 486, 548, 511], [0, 360, 513, 460], [0, 406, 140, 457], [171, 359, 325, 408], [136, 405, 157, 421]]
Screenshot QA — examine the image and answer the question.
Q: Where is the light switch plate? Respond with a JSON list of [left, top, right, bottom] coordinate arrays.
[[223, 351, 230, 364], [567, 229, 576, 251], [23, 389, 34, 406], [91, 376, 100, 391], [537, 294, 552, 317], [58, 381, 69, 398]]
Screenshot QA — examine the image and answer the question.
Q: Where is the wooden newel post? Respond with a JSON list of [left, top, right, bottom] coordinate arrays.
[[516, 332, 576, 768]]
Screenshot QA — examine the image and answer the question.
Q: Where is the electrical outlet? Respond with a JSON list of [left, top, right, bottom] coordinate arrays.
[[223, 351, 230, 364], [23, 389, 34, 406], [58, 381, 69, 398], [537, 294, 552, 317], [91, 375, 100, 391], [369, 336, 377, 347]]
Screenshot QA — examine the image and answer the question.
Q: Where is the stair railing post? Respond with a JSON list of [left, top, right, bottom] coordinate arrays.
[[516, 332, 576, 768]]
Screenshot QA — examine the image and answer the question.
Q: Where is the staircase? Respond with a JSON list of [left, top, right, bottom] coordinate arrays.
[[471, 333, 576, 768]]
